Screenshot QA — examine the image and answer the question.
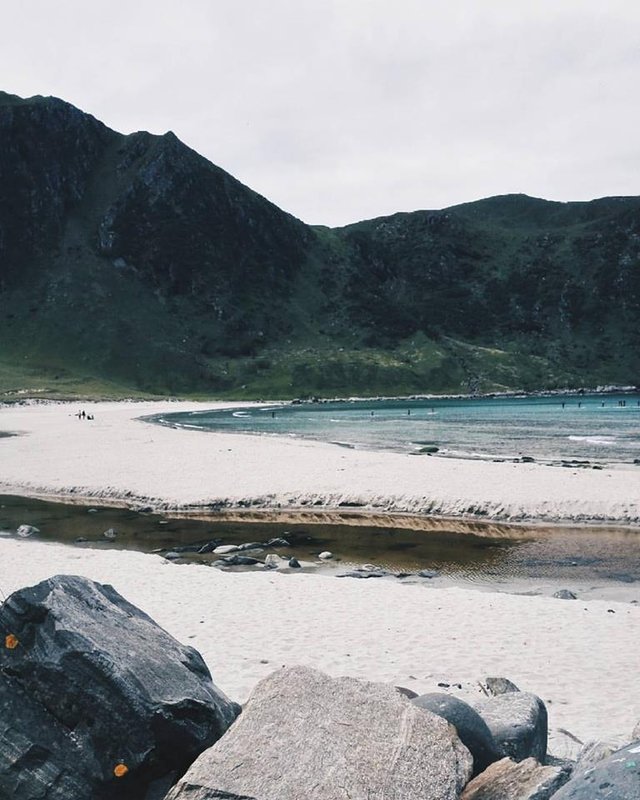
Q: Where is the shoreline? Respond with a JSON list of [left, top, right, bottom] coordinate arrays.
[[1, 399, 639, 758], [1, 399, 640, 526]]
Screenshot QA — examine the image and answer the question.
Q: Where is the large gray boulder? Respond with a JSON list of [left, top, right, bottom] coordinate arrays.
[[0, 575, 240, 800], [166, 665, 473, 800], [460, 757, 569, 799], [551, 739, 640, 799], [473, 692, 548, 762], [412, 693, 500, 775]]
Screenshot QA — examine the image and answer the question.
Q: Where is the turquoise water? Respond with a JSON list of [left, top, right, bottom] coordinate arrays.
[[151, 393, 640, 465]]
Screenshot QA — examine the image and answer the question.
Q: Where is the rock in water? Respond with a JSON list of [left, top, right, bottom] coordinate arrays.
[[473, 692, 548, 763], [0, 575, 240, 800], [166, 665, 473, 800], [551, 740, 640, 799], [412, 693, 500, 775], [16, 524, 40, 538], [460, 757, 570, 799]]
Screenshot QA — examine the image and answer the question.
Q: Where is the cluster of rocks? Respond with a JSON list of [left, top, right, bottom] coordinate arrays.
[[337, 564, 441, 580], [1, 575, 638, 800], [162, 535, 306, 570]]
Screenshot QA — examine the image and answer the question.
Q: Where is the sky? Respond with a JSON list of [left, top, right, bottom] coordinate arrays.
[[2, 0, 639, 226]]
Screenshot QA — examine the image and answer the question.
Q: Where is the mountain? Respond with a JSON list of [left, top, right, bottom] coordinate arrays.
[[1, 91, 639, 398]]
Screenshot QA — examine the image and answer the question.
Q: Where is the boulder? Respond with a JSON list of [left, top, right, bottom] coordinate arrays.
[[551, 740, 640, 799], [632, 720, 640, 740], [264, 554, 281, 569], [412, 693, 500, 775], [318, 551, 333, 559], [473, 692, 548, 762], [288, 557, 301, 568], [212, 544, 240, 555], [484, 677, 520, 696], [460, 757, 569, 799], [0, 575, 240, 800], [166, 666, 473, 800]]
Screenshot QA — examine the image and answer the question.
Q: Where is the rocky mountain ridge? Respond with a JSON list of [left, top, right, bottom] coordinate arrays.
[[1, 91, 639, 397]]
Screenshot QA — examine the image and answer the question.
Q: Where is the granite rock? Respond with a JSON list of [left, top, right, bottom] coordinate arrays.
[[166, 665, 473, 800], [460, 756, 569, 799]]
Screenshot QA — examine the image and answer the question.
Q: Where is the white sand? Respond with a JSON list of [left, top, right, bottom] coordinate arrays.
[[1, 400, 640, 523], [0, 401, 639, 758], [0, 538, 637, 758]]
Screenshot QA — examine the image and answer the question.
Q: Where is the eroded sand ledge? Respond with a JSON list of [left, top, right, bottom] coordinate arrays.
[[1, 400, 640, 525]]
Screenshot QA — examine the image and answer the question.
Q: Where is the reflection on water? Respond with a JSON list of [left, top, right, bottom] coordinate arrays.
[[1, 496, 639, 593]]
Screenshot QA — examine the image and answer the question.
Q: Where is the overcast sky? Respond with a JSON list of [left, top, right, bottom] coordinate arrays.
[[2, 1, 639, 226]]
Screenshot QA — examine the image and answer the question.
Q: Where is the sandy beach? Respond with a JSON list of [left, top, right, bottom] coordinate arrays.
[[1, 400, 640, 523], [1, 400, 639, 760]]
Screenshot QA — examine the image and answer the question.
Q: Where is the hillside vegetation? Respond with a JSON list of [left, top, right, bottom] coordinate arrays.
[[1, 91, 638, 399]]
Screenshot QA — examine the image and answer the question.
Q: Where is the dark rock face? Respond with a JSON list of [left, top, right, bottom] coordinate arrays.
[[460, 757, 570, 800], [166, 666, 473, 800], [0, 575, 240, 800], [551, 740, 640, 799], [473, 692, 548, 763], [412, 693, 500, 775]]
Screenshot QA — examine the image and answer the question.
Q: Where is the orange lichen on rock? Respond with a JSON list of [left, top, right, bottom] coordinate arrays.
[[5, 634, 19, 649], [113, 763, 129, 778]]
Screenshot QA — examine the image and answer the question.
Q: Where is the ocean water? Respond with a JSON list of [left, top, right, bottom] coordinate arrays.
[[151, 393, 640, 465]]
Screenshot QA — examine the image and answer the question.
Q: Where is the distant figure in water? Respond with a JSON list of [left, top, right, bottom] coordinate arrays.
[[561, 402, 565, 409], [407, 409, 411, 416], [578, 402, 581, 408], [271, 411, 275, 418], [371, 411, 374, 416]]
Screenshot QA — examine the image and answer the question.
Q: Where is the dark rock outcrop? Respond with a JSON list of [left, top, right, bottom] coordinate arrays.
[[551, 739, 640, 799], [166, 665, 473, 800], [0, 575, 240, 800], [412, 692, 500, 775]]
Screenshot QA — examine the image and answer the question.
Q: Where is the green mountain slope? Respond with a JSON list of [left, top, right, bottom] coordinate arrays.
[[0, 92, 638, 398]]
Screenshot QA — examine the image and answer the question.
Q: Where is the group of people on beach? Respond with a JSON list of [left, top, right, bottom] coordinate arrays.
[[75, 410, 94, 421]]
